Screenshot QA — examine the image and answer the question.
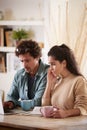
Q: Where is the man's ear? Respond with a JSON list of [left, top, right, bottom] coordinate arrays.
[[37, 56, 40, 60]]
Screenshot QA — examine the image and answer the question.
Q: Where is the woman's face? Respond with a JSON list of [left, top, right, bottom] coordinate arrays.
[[48, 56, 66, 77]]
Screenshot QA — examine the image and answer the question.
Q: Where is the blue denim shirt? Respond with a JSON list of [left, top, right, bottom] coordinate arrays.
[[6, 60, 49, 109]]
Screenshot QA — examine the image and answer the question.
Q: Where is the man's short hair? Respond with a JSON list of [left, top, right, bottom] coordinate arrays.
[[15, 40, 42, 58]]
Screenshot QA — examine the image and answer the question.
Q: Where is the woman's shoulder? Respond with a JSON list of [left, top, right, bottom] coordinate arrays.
[[70, 73, 85, 80], [74, 75, 86, 82], [69, 74, 86, 86], [73, 75, 87, 89]]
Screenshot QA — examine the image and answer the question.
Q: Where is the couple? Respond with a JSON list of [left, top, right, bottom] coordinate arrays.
[[3, 40, 87, 118]]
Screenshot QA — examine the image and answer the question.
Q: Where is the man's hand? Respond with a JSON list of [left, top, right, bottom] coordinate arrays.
[[3, 101, 15, 111]]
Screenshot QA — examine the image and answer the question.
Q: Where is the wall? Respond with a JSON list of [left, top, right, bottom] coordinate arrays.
[[0, 0, 44, 20], [0, 73, 14, 100], [0, 0, 46, 43]]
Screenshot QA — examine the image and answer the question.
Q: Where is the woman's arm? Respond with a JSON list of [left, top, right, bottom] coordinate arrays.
[[42, 69, 57, 106], [42, 83, 52, 106], [51, 108, 81, 118]]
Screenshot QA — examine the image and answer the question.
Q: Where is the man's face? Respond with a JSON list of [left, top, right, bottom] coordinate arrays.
[[19, 53, 39, 74]]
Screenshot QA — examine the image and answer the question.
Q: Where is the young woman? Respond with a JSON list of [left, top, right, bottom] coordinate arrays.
[[41, 44, 87, 118]]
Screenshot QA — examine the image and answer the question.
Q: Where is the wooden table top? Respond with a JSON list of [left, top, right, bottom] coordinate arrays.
[[0, 114, 87, 130]]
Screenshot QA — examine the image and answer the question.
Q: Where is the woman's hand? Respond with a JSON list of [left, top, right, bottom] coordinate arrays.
[[50, 108, 68, 118], [40, 106, 80, 119], [42, 69, 58, 106], [50, 107, 81, 118], [47, 68, 57, 87], [41, 106, 68, 118], [40, 106, 67, 118]]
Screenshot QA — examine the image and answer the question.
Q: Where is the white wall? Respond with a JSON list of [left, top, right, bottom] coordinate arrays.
[[0, 0, 46, 43], [0, 73, 14, 100], [0, 0, 44, 20]]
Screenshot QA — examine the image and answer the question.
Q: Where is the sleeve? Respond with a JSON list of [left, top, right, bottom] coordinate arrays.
[[74, 77, 87, 115], [6, 72, 19, 106]]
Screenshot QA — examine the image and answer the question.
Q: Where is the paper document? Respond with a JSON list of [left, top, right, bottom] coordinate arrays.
[[0, 97, 4, 114], [11, 107, 42, 116], [29, 107, 41, 115]]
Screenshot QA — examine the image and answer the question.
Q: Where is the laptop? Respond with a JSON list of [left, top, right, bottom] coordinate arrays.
[[0, 98, 33, 115], [0, 97, 42, 116], [0, 98, 17, 115]]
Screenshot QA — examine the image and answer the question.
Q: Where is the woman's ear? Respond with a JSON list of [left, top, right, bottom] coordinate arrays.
[[62, 60, 67, 67]]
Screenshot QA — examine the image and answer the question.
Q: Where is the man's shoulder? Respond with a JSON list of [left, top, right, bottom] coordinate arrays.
[[37, 61, 49, 77], [40, 60, 49, 71], [15, 68, 25, 77]]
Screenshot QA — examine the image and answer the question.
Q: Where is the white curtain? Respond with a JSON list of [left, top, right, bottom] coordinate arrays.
[[44, 0, 87, 78]]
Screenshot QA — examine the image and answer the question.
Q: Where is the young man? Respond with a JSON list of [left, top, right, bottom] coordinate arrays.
[[3, 40, 49, 111]]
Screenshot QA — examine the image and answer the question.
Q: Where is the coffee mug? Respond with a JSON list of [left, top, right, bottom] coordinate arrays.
[[40, 106, 54, 117], [20, 100, 32, 111]]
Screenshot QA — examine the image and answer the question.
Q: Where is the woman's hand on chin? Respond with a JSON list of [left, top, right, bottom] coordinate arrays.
[[47, 69, 57, 86]]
